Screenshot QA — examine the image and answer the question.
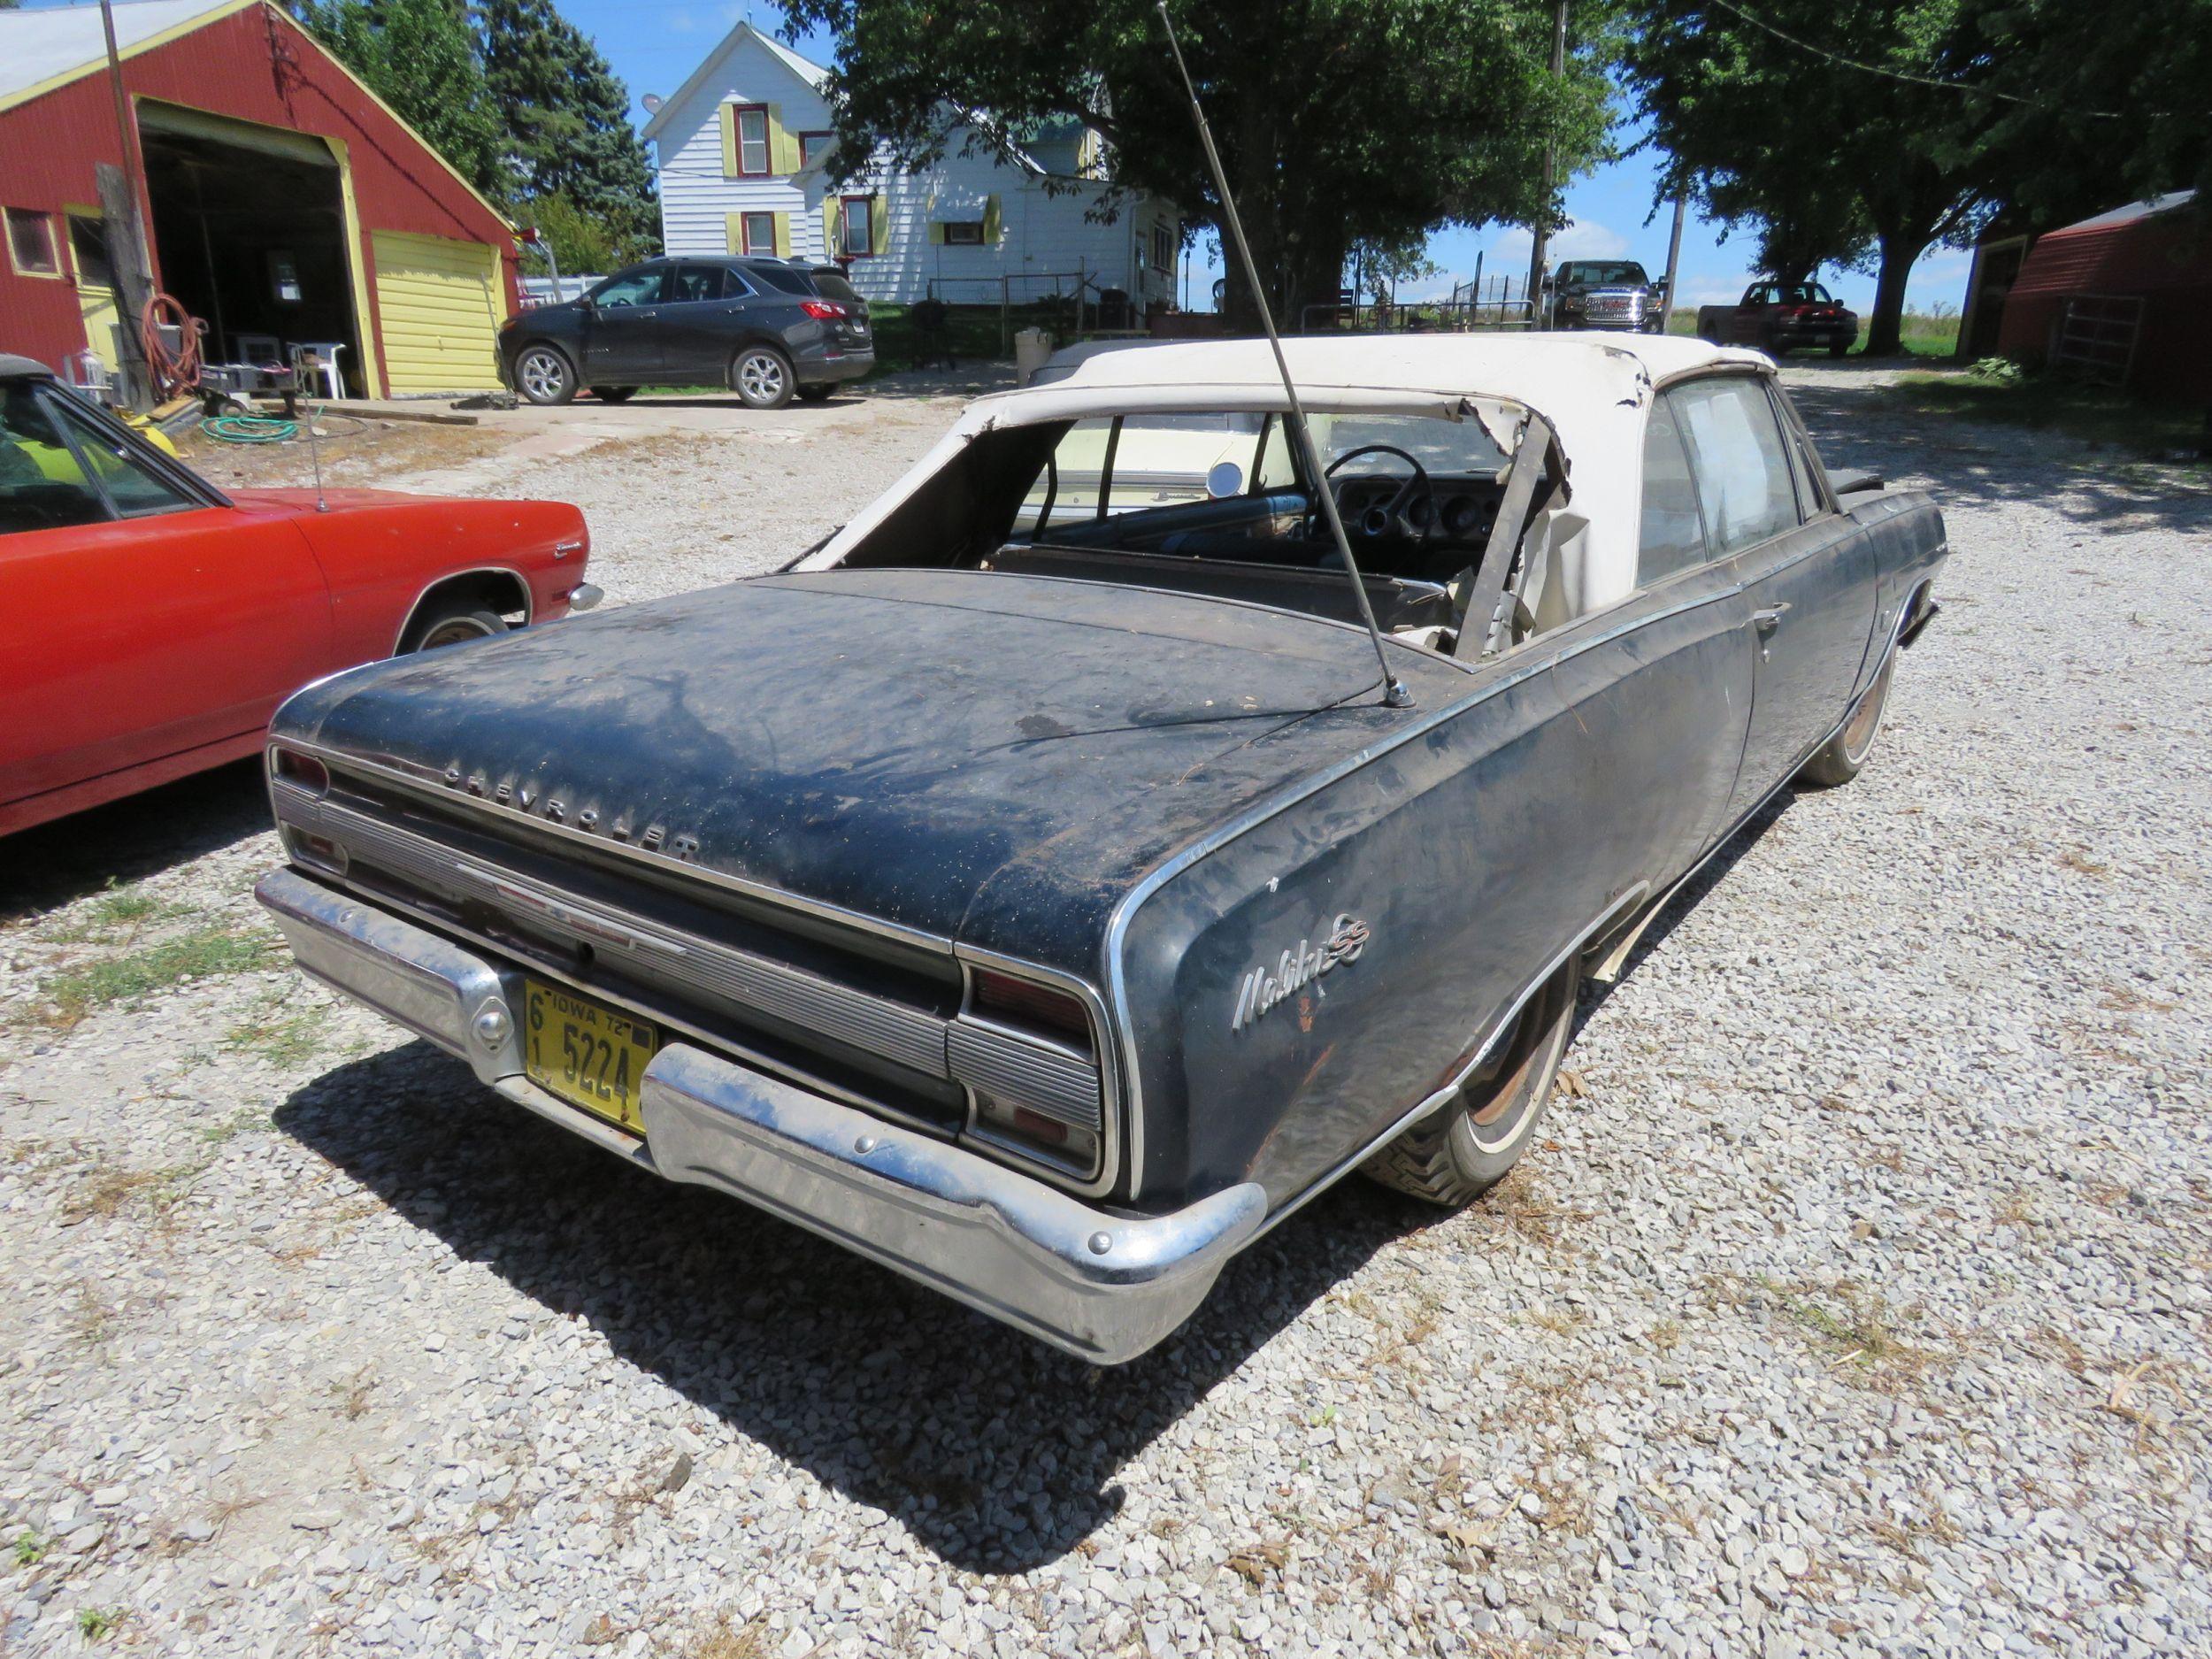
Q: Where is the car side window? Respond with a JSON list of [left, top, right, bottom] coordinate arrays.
[[45, 392, 195, 518], [667, 265, 726, 304], [592, 268, 664, 308], [0, 384, 110, 534], [1671, 377, 1799, 556], [1637, 394, 1708, 586]]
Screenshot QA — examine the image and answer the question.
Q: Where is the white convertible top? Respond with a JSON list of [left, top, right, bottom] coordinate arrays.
[[809, 333, 1774, 615]]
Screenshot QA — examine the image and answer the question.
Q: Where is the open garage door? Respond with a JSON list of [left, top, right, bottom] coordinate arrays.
[[371, 230, 503, 392]]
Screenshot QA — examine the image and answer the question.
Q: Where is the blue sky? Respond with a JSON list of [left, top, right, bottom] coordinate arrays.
[[38, 0, 1974, 316]]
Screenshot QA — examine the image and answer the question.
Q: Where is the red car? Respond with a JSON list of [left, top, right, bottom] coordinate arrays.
[[0, 354, 596, 837]]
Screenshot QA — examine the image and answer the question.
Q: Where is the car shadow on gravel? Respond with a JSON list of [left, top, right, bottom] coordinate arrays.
[[273, 1041, 1425, 1573], [0, 758, 273, 921]]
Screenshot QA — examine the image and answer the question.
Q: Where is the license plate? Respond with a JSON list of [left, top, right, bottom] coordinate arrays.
[[523, 979, 657, 1133]]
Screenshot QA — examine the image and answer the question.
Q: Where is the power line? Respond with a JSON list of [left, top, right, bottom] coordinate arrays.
[[1701, 0, 2160, 121]]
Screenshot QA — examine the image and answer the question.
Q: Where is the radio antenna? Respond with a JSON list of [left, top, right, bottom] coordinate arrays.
[[1155, 2, 1410, 709]]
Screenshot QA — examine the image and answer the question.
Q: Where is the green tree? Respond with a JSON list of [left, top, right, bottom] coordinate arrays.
[[1623, 0, 1999, 356], [773, 0, 1614, 330], [1969, 0, 2210, 223], [481, 0, 659, 261], [516, 189, 618, 277], [296, 0, 507, 199]]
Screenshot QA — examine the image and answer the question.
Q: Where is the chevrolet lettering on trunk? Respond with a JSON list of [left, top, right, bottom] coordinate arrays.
[[257, 334, 1945, 1363]]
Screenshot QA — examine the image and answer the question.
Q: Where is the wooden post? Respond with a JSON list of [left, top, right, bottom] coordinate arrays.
[[1000, 274, 1010, 358], [1077, 257, 1086, 336], [96, 165, 156, 410], [1662, 197, 1686, 334]]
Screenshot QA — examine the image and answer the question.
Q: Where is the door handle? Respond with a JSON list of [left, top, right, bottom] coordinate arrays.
[[1751, 603, 1791, 635]]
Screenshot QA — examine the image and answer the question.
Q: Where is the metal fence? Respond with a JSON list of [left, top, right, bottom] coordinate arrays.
[[1299, 275, 1538, 335], [921, 269, 1133, 354]]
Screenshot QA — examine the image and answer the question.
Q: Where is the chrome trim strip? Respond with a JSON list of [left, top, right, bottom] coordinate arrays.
[[1249, 883, 1647, 1244], [278, 736, 956, 955], [274, 790, 956, 1081], [1099, 581, 1742, 1196], [948, 1018, 1102, 1133]]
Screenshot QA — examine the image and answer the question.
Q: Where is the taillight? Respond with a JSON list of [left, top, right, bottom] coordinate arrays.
[[271, 746, 327, 795], [971, 967, 1093, 1048], [800, 299, 848, 320]]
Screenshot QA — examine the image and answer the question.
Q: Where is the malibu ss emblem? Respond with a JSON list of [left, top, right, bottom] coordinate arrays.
[[1232, 914, 1371, 1033]]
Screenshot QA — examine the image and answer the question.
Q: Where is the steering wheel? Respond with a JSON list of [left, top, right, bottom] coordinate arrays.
[[1320, 443, 1432, 539]]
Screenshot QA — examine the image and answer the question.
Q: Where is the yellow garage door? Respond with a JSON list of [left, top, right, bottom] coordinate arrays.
[[371, 230, 503, 392]]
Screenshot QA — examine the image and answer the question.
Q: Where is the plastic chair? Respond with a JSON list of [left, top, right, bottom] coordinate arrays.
[[291, 342, 346, 399]]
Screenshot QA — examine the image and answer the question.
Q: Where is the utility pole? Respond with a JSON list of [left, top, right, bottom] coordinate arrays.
[[1525, 0, 1568, 326], [1661, 196, 1686, 332], [97, 0, 156, 409]]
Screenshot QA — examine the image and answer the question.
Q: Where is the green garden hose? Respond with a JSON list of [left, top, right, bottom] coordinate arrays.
[[198, 407, 370, 444]]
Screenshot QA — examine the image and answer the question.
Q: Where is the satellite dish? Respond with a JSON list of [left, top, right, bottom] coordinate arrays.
[[641, 94, 664, 113]]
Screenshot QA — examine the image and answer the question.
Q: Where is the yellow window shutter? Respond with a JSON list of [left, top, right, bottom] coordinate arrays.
[[725, 211, 743, 254], [982, 193, 1002, 243], [765, 104, 799, 174], [720, 104, 737, 178], [926, 222, 946, 245], [823, 197, 841, 256], [772, 211, 792, 257], [869, 193, 888, 255]]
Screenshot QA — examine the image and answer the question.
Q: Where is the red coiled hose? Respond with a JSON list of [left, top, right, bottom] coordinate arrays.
[[140, 293, 204, 400]]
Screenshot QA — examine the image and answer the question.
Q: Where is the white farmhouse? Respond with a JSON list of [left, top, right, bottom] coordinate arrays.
[[641, 21, 1181, 311]]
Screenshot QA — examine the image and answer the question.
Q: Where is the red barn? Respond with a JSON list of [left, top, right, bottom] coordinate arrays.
[[0, 0, 519, 396], [1989, 190, 2210, 403]]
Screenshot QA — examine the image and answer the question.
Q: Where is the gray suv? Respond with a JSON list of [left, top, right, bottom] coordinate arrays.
[[499, 256, 873, 409]]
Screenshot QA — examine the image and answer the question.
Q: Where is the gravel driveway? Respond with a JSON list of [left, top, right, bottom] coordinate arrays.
[[2, 365, 2206, 1658]]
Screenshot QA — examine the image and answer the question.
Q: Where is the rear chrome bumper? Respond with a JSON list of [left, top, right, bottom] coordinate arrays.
[[255, 867, 1263, 1363]]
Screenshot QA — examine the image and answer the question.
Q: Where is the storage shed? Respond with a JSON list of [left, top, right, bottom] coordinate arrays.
[[0, 0, 519, 396], [1987, 190, 2209, 403]]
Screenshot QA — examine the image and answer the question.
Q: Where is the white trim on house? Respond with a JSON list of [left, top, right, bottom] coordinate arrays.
[[645, 21, 1182, 310]]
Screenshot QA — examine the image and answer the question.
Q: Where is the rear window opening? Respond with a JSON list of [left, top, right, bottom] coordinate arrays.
[[826, 404, 1564, 653]]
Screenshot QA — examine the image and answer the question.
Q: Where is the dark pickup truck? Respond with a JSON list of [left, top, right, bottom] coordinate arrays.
[[1697, 281, 1860, 357], [1544, 260, 1667, 333]]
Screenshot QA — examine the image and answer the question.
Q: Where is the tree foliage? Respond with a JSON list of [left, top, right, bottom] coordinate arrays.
[[482, 0, 658, 262], [297, 0, 658, 261], [297, 0, 508, 199], [773, 0, 1614, 328]]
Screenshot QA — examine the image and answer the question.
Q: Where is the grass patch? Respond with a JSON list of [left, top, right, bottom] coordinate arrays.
[[1664, 305, 1959, 357], [223, 1008, 326, 1069], [12, 1528, 49, 1567], [43, 881, 189, 946], [1755, 1275, 1939, 1375], [1878, 365, 2208, 468], [61, 1162, 203, 1226], [29, 922, 274, 1029], [75, 1608, 125, 1643]]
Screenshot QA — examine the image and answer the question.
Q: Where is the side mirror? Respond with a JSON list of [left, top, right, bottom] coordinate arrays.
[[1205, 459, 1245, 500]]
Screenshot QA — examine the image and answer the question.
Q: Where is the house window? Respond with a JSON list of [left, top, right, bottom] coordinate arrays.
[[1151, 223, 1172, 273], [5, 208, 60, 278], [799, 131, 835, 168], [942, 221, 985, 246], [732, 104, 771, 176], [840, 195, 875, 257], [741, 211, 777, 255]]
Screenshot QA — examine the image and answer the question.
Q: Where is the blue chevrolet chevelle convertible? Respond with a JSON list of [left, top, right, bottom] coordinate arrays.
[[255, 334, 1945, 1363]]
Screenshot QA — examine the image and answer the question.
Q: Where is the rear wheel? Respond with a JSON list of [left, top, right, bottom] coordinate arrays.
[[1799, 650, 1896, 787], [1361, 960, 1579, 1206], [515, 345, 576, 406], [403, 602, 506, 653], [731, 345, 795, 410], [590, 385, 635, 403], [1827, 338, 1851, 358]]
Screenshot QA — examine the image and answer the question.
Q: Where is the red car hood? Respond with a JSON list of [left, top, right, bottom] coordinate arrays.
[[227, 487, 447, 517]]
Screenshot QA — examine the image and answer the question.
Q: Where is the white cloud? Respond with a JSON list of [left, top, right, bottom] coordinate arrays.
[[1485, 217, 1632, 267]]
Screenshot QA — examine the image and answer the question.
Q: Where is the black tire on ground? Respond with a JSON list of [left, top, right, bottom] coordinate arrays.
[[401, 602, 507, 654], [590, 386, 636, 403], [1360, 959, 1580, 1207], [1827, 338, 1852, 358], [730, 344, 796, 410], [795, 383, 835, 403], [514, 345, 577, 407], [1799, 649, 1896, 787]]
